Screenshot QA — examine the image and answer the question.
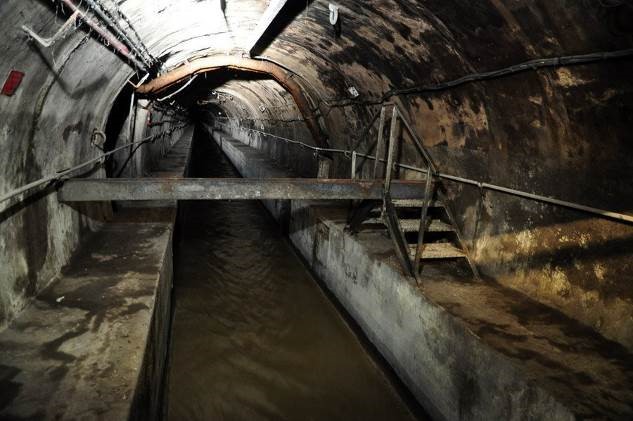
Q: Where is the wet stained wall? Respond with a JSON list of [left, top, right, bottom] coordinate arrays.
[[0, 0, 180, 329], [1, 0, 632, 353], [192, 0, 633, 350], [0, 1, 129, 328]]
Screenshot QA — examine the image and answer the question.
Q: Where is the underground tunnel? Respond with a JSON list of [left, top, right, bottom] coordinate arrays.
[[1, 0, 633, 419]]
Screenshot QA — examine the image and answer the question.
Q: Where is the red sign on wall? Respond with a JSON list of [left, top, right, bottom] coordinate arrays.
[[2, 70, 25, 96]]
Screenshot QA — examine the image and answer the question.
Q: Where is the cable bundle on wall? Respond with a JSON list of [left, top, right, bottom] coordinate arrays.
[[35, 0, 158, 73]]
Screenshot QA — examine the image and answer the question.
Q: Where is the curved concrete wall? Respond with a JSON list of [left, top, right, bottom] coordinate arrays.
[[0, 1, 137, 326]]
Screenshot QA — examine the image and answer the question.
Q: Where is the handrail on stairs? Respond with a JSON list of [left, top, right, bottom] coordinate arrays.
[[366, 103, 438, 279]]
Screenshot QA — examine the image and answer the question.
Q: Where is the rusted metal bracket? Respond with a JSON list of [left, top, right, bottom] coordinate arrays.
[[22, 11, 80, 48], [135, 57, 329, 148]]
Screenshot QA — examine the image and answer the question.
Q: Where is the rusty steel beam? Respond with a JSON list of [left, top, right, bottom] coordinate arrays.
[[136, 57, 328, 148], [58, 178, 426, 202]]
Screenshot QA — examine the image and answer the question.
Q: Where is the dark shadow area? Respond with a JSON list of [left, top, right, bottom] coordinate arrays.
[[104, 84, 134, 177]]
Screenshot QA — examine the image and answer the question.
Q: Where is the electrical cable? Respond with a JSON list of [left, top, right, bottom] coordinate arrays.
[[105, 1, 156, 62], [72, 0, 154, 70], [157, 75, 199, 102], [321, 48, 633, 109]]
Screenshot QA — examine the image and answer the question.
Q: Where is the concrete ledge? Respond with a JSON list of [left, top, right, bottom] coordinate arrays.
[[0, 127, 194, 419], [0, 211, 175, 419], [212, 128, 633, 420]]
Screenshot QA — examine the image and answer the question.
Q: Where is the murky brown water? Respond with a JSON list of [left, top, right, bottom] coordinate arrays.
[[165, 132, 422, 420]]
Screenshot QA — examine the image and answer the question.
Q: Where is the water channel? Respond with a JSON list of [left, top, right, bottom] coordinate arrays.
[[165, 130, 425, 420]]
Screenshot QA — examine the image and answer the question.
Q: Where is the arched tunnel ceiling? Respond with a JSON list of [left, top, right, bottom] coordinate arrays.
[[2, 0, 632, 178], [194, 78, 302, 122], [110, 0, 633, 149], [117, 0, 633, 97]]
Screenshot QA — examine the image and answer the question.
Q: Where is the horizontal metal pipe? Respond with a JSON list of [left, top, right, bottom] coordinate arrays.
[[82, 0, 152, 68], [58, 178, 427, 202]]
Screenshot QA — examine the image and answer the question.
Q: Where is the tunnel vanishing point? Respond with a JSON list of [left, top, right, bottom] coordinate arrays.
[[1, 0, 633, 419]]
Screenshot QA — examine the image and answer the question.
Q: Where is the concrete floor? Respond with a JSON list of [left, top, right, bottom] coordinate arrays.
[[0, 211, 173, 419]]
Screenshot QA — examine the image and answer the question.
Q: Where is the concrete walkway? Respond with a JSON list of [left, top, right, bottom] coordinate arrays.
[[0, 126, 193, 420]]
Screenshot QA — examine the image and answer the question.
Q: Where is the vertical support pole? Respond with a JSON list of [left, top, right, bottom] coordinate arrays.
[[414, 172, 434, 275], [127, 92, 137, 176], [351, 151, 357, 180], [317, 156, 331, 179], [384, 106, 400, 196], [384, 192, 417, 279], [372, 106, 387, 179]]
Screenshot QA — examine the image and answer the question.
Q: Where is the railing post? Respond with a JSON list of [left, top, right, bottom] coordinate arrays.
[[384, 106, 400, 197], [317, 156, 331, 179], [383, 192, 417, 280], [351, 151, 358, 179], [373, 106, 387, 179], [414, 170, 434, 274]]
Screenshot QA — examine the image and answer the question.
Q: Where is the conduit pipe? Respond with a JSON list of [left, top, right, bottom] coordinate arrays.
[[136, 56, 329, 148], [81, 0, 154, 69], [59, 0, 146, 71]]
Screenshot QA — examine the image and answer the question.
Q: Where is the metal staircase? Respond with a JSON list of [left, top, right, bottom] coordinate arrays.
[[347, 103, 478, 281]]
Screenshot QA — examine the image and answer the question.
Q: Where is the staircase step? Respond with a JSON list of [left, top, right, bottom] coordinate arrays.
[[364, 218, 454, 233], [392, 199, 442, 208], [403, 219, 454, 233], [409, 243, 465, 259], [364, 217, 383, 225]]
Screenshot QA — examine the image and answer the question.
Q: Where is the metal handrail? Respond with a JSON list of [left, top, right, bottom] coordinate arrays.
[[215, 119, 633, 225], [375, 103, 436, 276], [391, 104, 437, 176], [0, 125, 188, 212]]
